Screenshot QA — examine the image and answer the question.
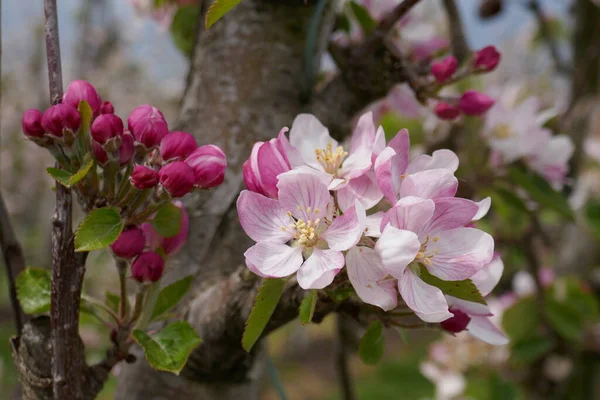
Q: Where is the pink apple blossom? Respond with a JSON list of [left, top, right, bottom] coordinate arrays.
[[237, 171, 365, 289]]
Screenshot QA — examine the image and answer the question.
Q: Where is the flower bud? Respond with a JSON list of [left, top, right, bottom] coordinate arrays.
[[119, 133, 135, 165], [111, 226, 146, 259], [100, 101, 115, 114], [91, 114, 124, 144], [141, 223, 162, 251], [92, 141, 109, 165], [158, 161, 195, 197], [434, 102, 461, 120], [63, 80, 102, 116], [162, 202, 189, 255], [160, 131, 198, 162], [130, 165, 158, 189], [22, 109, 45, 138], [473, 46, 501, 72], [440, 308, 471, 333], [185, 145, 227, 189], [458, 90, 495, 116], [132, 251, 164, 282], [127, 105, 168, 148], [431, 56, 458, 83], [242, 129, 291, 198], [41, 104, 81, 137]]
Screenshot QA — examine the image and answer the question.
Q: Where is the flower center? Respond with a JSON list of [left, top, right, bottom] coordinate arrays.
[[315, 142, 348, 175], [282, 207, 323, 248], [415, 235, 439, 266], [492, 123, 512, 139]]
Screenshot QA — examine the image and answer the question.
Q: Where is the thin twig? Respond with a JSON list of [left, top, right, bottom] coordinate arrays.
[[378, 0, 423, 33], [527, 0, 570, 75], [441, 0, 470, 63], [335, 315, 356, 400], [0, 193, 26, 334]]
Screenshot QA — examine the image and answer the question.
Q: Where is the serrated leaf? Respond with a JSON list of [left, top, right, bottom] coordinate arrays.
[[47, 167, 74, 187], [132, 321, 202, 374], [46, 154, 94, 188], [16, 268, 51, 314], [359, 321, 385, 365], [205, 0, 242, 29], [545, 298, 584, 342], [151, 202, 182, 238], [77, 100, 93, 133], [105, 291, 120, 313], [75, 207, 124, 252], [349, 1, 377, 35], [299, 290, 317, 325], [242, 278, 286, 352], [502, 297, 538, 343], [151, 276, 194, 320], [508, 166, 573, 219], [417, 265, 486, 304], [511, 335, 554, 364]]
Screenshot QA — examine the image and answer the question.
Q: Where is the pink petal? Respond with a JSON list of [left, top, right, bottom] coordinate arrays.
[[322, 202, 365, 251], [420, 197, 479, 236], [472, 197, 491, 221], [277, 170, 332, 221], [406, 149, 459, 174], [381, 196, 435, 233], [399, 270, 452, 323], [350, 111, 376, 154], [426, 227, 495, 281], [289, 114, 334, 170], [237, 191, 294, 243], [297, 248, 344, 289], [446, 296, 491, 316], [387, 129, 410, 174], [340, 148, 372, 180], [375, 226, 421, 278], [328, 177, 347, 191], [467, 316, 509, 345], [277, 127, 304, 168], [365, 212, 384, 238], [471, 255, 504, 297], [336, 172, 383, 212], [346, 246, 398, 311], [371, 126, 387, 161], [374, 147, 399, 203], [244, 242, 303, 278], [399, 169, 458, 199], [257, 139, 291, 198]]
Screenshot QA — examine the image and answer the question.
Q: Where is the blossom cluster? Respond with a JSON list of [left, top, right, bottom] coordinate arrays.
[[22, 80, 226, 282], [237, 112, 507, 344]]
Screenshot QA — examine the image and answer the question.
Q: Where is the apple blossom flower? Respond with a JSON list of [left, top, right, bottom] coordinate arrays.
[[91, 114, 124, 144], [473, 45, 501, 72], [111, 226, 146, 259], [185, 144, 227, 188], [132, 251, 165, 282], [130, 165, 158, 189], [41, 104, 81, 137], [243, 128, 294, 198], [160, 131, 198, 162], [458, 91, 495, 115], [375, 196, 494, 322], [158, 161, 196, 197], [22, 109, 45, 138], [525, 135, 574, 188], [431, 56, 458, 83], [127, 104, 169, 148], [237, 171, 365, 289], [63, 80, 102, 116]]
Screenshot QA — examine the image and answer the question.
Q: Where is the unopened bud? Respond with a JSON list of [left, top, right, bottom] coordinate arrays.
[[63, 80, 102, 116], [41, 104, 81, 137], [130, 165, 158, 189], [458, 90, 495, 116], [185, 145, 227, 189], [162, 201, 189, 255], [431, 56, 458, 83], [100, 101, 115, 115], [111, 226, 146, 259], [131, 251, 165, 282], [160, 131, 198, 162], [119, 133, 135, 165], [473, 46, 501, 72], [158, 161, 195, 197], [22, 109, 45, 138], [91, 114, 124, 144], [434, 102, 461, 120], [440, 308, 471, 333], [127, 105, 168, 148]]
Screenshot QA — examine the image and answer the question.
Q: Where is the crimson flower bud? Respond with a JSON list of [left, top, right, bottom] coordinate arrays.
[[92, 142, 109, 165], [185, 145, 227, 189], [162, 201, 189, 255], [434, 102, 461, 120], [130, 165, 158, 189], [119, 133, 135, 165], [127, 105, 168, 148], [132, 251, 165, 282], [141, 223, 162, 251], [41, 104, 81, 137], [431, 56, 458, 83], [111, 226, 146, 259], [63, 80, 102, 116], [22, 109, 45, 138], [440, 308, 471, 333], [458, 90, 495, 115], [100, 101, 115, 114], [473, 46, 501, 72], [160, 131, 198, 162], [91, 114, 124, 144], [158, 161, 195, 197]]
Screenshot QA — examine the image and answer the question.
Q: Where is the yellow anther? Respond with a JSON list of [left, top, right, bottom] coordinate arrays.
[[493, 123, 512, 139], [433, 236, 440, 242], [314, 208, 321, 214], [315, 141, 348, 174]]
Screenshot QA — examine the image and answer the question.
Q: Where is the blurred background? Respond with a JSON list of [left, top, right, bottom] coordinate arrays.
[[1, 0, 597, 399]]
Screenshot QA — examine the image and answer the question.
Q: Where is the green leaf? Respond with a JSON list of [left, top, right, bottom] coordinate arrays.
[[556, 277, 599, 319], [242, 278, 286, 352], [502, 297, 538, 343], [379, 113, 424, 145], [417, 265, 486, 304], [492, 186, 528, 215], [299, 290, 318, 325], [349, 1, 377, 35], [132, 321, 202, 374], [359, 321, 385, 365], [74, 207, 124, 252], [511, 335, 554, 364], [170, 5, 200, 56], [46, 154, 94, 188], [151, 202, 183, 238], [47, 167, 74, 187], [584, 199, 600, 240], [151, 276, 194, 320], [105, 291, 120, 313], [489, 373, 520, 400], [327, 287, 355, 303], [16, 268, 52, 314], [507, 166, 573, 219], [205, 0, 242, 29], [77, 100, 93, 133], [545, 298, 584, 342]]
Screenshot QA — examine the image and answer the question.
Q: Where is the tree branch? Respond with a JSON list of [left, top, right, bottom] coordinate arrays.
[[0, 193, 26, 334], [441, 0, 470, 63], [526, 0, 570, 75], [335, 315, 357, 400]]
